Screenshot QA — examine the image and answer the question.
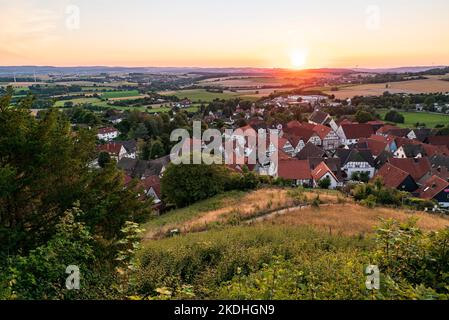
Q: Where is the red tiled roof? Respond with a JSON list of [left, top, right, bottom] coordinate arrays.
[[311, 161, 338, 182], [418, 175, 449, 200], [278, 159, 311, 180], [98, 127, 118, 134], [341, 124, 375, 139], [376, 125, 399, 135], [421, 144, 449, 157], [394, 136, 421, 148], [98, 143, 123, 156], [312, 124, 332, 140], [367, 120, 385, 126], [140, 175, 161, 198], [359, 138, 388, 157], [284, 133, 303, 148], [374, 163, 411, 189], [388, 157, 431, 181], [427, 136, 449, 148], [285, 120, 302, 130], [369, 134, 395, 145], [283, 126, 317, 142]]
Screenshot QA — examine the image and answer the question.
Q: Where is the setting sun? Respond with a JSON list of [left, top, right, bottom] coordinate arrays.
[[289, 49, 308, 69]]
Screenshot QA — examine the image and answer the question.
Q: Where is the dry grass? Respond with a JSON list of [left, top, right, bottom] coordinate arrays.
[[260, 203, 449, 236], [163, 188, 292, 236], [327, 77, 449, 99], [146, 188, 345, 239]]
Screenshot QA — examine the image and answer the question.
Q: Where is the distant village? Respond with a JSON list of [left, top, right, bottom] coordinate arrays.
[[91, 93, 449, 213]]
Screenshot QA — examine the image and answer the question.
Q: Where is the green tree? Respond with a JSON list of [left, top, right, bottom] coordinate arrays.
[[98, 151, 111, 168], [149, 139, 165, 159], [161, 162, 230, 207], [384, 110, 405, 124], [354, 110, 374, 123], [317, 177, 331, 189]]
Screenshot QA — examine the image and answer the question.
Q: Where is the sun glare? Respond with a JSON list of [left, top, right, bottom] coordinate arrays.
[[290, 49, 308, 69]]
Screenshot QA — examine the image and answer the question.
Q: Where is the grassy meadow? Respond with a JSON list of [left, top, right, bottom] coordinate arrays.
[[377, 109, 449, 128]]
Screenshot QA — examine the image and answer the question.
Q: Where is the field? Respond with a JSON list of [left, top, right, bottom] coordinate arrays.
[[325, 76, 449, 99], [160, 89, 259, 102], [378, 109, 449, 128], [53, 97, 108, 107], [100, 90, 141, 99]]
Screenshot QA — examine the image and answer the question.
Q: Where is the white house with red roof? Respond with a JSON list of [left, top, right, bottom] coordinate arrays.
[[97, 143, 127, 161], [311, 161, 341, 189], [97, 127, 119, 141]]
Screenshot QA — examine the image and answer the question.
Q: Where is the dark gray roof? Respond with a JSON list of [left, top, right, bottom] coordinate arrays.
[[412, 128, 434, 142], [116, 140, 137, 154], [402, 144, 425, 158], [430, 155, 449, 170], [336, 148, 374, 167], [117, 155, 170, 178], [374, 150, 393, 169], [296, 142, 326, 160], [309, 110, 329, 124]]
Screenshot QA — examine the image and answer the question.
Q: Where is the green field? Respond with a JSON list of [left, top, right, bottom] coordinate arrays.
[[101, 90, 140, 99], [54, 97, 106, 107], [378, 109, 449, 128], [161, 89, 258, 102]]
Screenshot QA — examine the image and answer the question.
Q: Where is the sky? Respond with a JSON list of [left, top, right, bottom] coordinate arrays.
[[1, 0, 449, 69]]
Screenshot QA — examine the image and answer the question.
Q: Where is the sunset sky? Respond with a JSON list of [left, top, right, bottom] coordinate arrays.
[[1, 0, 449, 69]]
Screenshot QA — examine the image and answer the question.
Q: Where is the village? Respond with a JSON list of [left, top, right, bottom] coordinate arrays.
[[93, 93, 449, 213]]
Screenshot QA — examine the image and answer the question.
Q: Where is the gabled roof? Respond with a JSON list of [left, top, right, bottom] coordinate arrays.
[[278, 159, 311, 180], [388, 157, 431, 181], [311, 161, 339, 182], [285, 120, 302, 130], [394, 136, 421, 148], [116, 140, 137, 154], [340, 124, 375, 139], [146, 155, 171, 176], [374, 163, 413, 189], [140, 175, 161, 198], [400, 144, 425, 158], [430, 155, 449, 170], [97, 143, 124, 156], [98, 127, 118, 134], [374, 150, 394, 168], [386, 128, 412, 138], [296, 142, 326, 160], [358, 138, 388, 157], [411, 128, 434, 142], [336, 148, 374, 167], [376, 124, 400, 135], [418, 175, 449, 200], [284, 133, 303, 148], [284, 126, 318, 142], [427, 136, 449, 148], [117, 155, 171, 178], [312, 124, 332, 140], [421, 144, 449, 157], [309, 110, 330, 124]]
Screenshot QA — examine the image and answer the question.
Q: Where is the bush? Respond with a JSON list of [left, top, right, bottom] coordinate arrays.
[[161, 163, 231, 207], [385, 110, 405, 124], [317, 177, 331, 189]]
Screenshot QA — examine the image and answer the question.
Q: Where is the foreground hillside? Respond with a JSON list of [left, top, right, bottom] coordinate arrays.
[[144, 188, 449, 240], [136, 188, 449, 300]]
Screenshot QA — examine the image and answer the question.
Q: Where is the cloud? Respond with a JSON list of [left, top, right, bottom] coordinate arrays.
[[0, 1, 70, 63]]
